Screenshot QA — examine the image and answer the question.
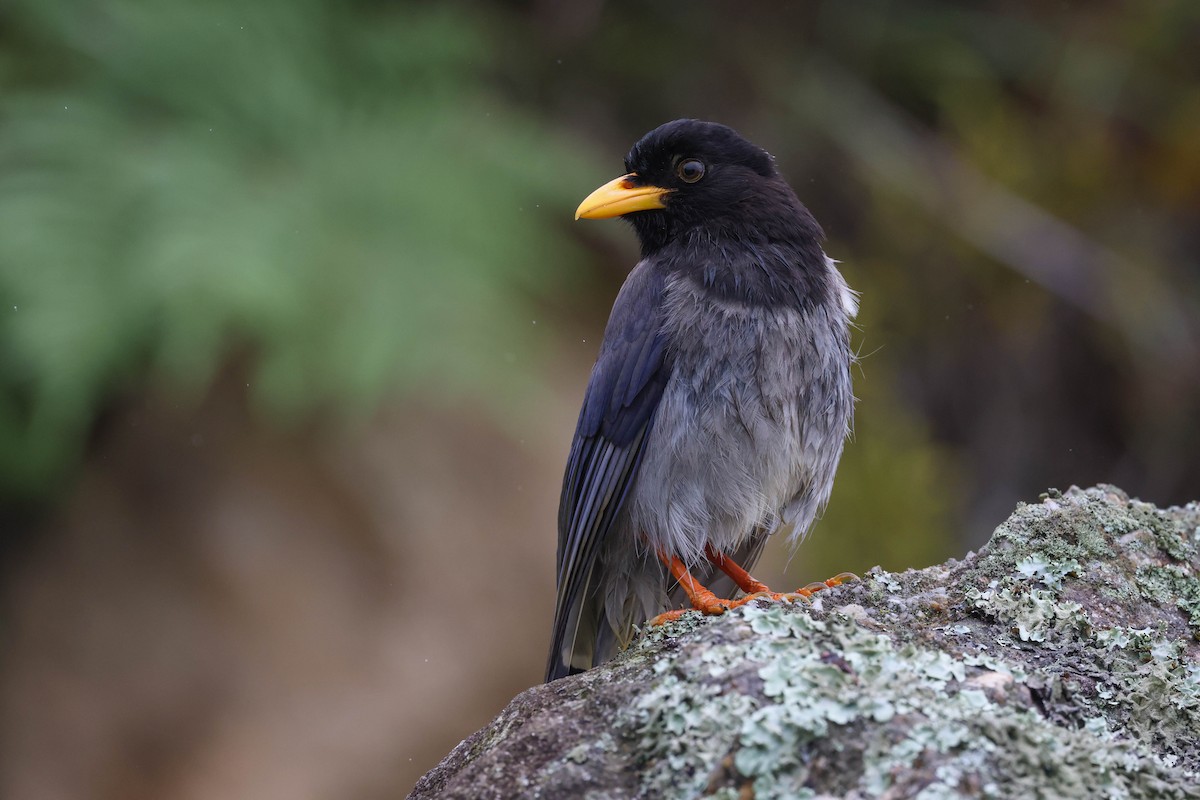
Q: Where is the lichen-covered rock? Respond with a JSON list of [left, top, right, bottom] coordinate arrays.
[[408, 486, 1200, 799]]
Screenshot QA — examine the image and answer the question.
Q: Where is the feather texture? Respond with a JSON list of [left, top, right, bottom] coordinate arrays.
[[547, 262, 670, 681], [546, 120, 857, 682]]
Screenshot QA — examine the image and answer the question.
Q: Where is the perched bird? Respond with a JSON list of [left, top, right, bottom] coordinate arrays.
[[546, 120, 858, 682]]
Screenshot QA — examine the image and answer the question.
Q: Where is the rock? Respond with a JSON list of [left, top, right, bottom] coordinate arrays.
[[409, 486, 1200, 799]]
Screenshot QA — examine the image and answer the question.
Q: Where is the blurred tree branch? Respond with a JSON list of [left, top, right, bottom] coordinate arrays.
[[787, 57, 1199, 379]]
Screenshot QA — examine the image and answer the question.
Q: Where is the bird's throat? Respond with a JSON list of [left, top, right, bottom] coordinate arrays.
[[659, 234, 834, 312]]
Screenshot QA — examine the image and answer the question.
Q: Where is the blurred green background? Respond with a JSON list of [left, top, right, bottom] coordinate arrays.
[[2, 1, 1197, 797]]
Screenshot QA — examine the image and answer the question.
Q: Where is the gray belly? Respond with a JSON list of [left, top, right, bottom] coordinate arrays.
[[590, 269, 856, 651], [623, 275, 855, 566]]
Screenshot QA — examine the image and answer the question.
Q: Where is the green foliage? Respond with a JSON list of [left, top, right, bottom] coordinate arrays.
[[0, 0, 594, 498]]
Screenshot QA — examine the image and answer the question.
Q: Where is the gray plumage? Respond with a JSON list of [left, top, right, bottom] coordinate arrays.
[[547, 120, 857, 681]]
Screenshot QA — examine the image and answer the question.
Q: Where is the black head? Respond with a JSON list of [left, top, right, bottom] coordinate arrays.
[[576, 119, 821, 256], [623, 119, 776, 185]]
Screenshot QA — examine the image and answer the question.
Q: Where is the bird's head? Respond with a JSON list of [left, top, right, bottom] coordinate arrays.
[[575, 119, 807, 254]]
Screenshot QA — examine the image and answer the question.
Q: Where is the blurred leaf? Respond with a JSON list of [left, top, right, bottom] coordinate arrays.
[[0, 0, 597, 499]]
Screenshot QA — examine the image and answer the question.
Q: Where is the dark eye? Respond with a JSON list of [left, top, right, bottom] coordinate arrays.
[[676, 159, 705, 183]]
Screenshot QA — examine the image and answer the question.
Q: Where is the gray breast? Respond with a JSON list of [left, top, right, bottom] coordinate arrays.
[[627, 260, 856, 566]]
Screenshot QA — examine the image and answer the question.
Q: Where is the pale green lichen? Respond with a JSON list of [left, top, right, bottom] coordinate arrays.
[[1089, 635, 1200, 760], [631, 674, 755, 798], [1014, 551, 1081, 589], [958, 489, 1200, 772], [620, 597, 1196, 799], [967, 581, 1090, 643], [1136, 563, 1200, 635], [606, 488, 1200, 799], [474, 489, 1200, 800]]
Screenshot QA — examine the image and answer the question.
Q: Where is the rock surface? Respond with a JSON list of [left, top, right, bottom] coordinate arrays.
[[409, 486, 1200, 799]]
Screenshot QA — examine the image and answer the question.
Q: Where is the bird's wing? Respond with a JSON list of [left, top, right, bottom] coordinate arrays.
[[546, 263, 670, 682]]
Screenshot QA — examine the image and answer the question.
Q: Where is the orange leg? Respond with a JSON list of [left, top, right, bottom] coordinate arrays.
[[704, 545, 771, 595], [648, 547, 861, 626], [702, 546, 859, 598], [648, 550, 783, 626], [659, 551, 738, 614]]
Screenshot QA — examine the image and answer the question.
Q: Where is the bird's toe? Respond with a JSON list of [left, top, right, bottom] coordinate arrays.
[[825, 571, 860, 587], [649, 609, 694, 626]]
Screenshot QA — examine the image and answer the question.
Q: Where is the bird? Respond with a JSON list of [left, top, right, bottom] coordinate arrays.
[[546, 119, 858, 682]]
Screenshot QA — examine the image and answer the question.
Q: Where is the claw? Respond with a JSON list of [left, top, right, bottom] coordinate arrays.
[[654, 549, 858, 626], [649, 609, 693, 626], [826, 571, 860, 587], [734, 591, 811, 607], [790, 571, 860, 598]]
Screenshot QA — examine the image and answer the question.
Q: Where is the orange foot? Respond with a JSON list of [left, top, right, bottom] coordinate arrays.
[[649, 552, 860, 627], [792, 571, 860, 598]]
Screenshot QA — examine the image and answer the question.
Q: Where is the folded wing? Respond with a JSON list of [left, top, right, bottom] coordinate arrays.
[[546, 263, 671, 681]]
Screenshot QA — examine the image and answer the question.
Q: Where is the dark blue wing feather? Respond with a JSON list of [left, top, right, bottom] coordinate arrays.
[[546, 262, 670, 681]]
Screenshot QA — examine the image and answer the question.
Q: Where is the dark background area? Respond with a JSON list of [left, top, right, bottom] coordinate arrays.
[[1, 2, 1197, 797]]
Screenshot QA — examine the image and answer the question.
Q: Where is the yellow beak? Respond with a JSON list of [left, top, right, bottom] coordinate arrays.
[[574, 174, 670, 220]]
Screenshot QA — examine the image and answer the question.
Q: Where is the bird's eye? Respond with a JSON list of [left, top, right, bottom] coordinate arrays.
[[676, 159, 705, 183]]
